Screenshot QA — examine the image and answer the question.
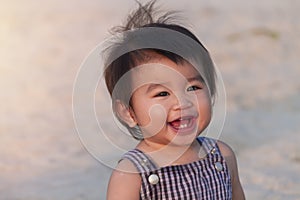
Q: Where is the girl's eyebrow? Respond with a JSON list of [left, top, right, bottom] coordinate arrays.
[[187, 75, 204, 82], [146, 83, 167, 93]]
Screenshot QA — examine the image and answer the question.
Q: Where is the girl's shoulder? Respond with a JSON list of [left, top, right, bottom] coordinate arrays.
[[214, 139, 245, 199], [197, 136, 235, 157], [107, 154, 141, 199], [213, 139, 240, 186], [120, 149, 158, 173], [216, 140, 236, 158], [198, 137, 237, 171]]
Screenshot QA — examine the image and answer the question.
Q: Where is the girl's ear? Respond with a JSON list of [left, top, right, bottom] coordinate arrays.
[[114, 100, 137, 128]]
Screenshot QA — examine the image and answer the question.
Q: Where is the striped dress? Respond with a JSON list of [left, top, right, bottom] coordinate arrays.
[[122, 137, 232, 200]]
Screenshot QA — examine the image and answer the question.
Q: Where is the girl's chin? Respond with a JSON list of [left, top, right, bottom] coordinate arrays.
[[166, 135, 197, 147]]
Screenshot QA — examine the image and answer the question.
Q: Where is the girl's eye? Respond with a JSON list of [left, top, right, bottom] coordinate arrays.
[[187, 85, 201, 92], [154, 91, 169, 97]]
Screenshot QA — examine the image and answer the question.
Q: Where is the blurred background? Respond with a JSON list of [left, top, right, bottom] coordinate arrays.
[[0, 0, 299, 199]]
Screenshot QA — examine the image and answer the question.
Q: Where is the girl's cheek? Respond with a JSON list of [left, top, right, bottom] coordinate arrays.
[[197, 94, 212, 120], [139, 104, 167, 137]]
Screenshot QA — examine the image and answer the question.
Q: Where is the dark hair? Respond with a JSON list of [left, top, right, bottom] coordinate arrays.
[[103, 0, 217, 139]]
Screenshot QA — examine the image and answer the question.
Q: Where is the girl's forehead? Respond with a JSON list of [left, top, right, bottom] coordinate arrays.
[[130, 62, 201, 88], [135, 56, 199, 77]]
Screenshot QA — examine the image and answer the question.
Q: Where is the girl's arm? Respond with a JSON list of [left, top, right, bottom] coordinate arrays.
[[106, 159, 141, 200], [217, 141, 246, 200]]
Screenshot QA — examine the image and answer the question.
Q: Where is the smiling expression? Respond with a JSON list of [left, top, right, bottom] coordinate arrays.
[[123, 54, 212, 148]]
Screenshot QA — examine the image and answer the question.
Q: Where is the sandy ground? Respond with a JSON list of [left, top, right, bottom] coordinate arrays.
[[1, 0, 300, 199]]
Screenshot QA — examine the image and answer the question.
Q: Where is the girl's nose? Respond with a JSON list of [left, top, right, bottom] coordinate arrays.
[[172, 94, 193, 110]]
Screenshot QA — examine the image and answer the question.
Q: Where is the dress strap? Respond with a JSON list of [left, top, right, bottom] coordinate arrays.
[[121, 149, 158, 173], [197, 136, 221, 155], [122, 137, 221, 172]]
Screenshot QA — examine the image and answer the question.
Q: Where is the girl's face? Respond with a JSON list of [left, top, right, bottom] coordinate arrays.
[[128, 56, 212, 148]]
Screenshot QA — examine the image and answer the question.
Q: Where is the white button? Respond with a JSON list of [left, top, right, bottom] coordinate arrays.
[[141, 159, 148, 166], [215, 162, 223, 171], [210, 148, 216, 154], [148, 174, 159, 185]]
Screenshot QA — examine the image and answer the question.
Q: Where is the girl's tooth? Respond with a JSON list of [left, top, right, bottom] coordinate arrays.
[[179, 124, 188, 129]]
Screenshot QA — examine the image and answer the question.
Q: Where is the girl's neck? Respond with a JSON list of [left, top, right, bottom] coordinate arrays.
[[136, 139, 201, 167]]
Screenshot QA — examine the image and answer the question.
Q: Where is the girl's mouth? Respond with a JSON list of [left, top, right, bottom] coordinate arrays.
[[168, 116, 196, 133]]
